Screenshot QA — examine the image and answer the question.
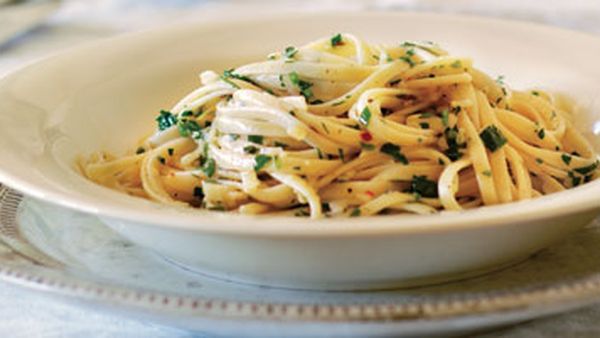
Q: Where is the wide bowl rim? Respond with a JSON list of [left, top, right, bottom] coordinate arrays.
[[0, 10, 599, 237]]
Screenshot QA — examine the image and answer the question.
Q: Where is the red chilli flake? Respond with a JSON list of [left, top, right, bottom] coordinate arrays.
[[365, 190, 375, 197], [360, 132, 373, 142]]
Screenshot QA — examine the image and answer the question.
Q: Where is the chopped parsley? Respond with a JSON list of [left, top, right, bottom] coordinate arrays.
[[321, 202, 331, 213], [409, 175, 438, 198], [178, 119, 202, 139], [419, 122, 430, 129], [482, 170, 492, 177], [243, 145, 259, 154], [359, 107, 372, 126], [568, 171, 581, 187], [254, 154, 272, 172], [399, 49, 416, 67], [248, 135, 264, 144], [444, 126, 466, 160], [157, 156, 166, 165], [360, 142, 376, 151], [222, 69, 256, 85], [167, 148, 174, 156], [537, 128, 545, 140], [180, 110, 193, 117], [479, 125, 507, 152], [380, 143, 409, 164], [350, 208, 361, 217], [496, 75, 505, 85], [561, 154, 572, 165], [536, 158, 544, 165], [156, 110, 178, 131], [193, 186, 204, 200], [283, 46, 298, 59], [274, 141, 287, 148], [289, 71, 314, 99], [441, 109, 450, 127], [450, 60, 462, 68], [135, 147, 145, 155], [202, 158, 216, 177], [330, 33, 343, 47], [532, 91, 540, 96], [574, 161, 598, 175]]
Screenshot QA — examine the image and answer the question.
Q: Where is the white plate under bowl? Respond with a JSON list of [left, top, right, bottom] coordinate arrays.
[[1, 185, 600, 337], [0, 12, 599, 290]]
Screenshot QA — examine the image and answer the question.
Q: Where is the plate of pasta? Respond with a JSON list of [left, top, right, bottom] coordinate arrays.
[[0, 12, 599, 289]]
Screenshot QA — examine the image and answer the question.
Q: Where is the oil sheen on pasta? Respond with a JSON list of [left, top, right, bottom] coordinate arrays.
[[81, 34, 600, 218]]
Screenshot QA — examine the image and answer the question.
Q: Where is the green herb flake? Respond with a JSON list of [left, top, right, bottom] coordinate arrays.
[[222, 69, 256, 84], [254, 154, 272, 172], [157, 156, 166, 165], [180, 110, 193, 117], [156, 110, 178, 131], [568, 171, 582, 187], [380, 143, 409, 164], [479, 125, 507, 152], [561, 154, 572, 165], [274, 141, 287, 148], [537, 128, 545, 140], [359, 107, 372, 126], [399, 50, 416, 67], [167, 148, 174, 156], [409, 175, 438, 198], [317, 148, 324, 159], [419, 122, 430, 129], [536, 158, 544, 165], [248, 135, 264, 144], [278, 74, 286, 88], [350, 208, 361, 217], [243, 145, 259, 154], [177, 119, 202, 139], [450, 60, 462, 68], [532, 91, 540, 96], [289, 71, 314, 99], [574, 161, 599, 175], [202, 158, 216, 177], [444, 126, 465, 160], [441, 109, 449, 127], [321, 202, 331, 213], [330, 33, 343, 47], [360, 142, 376, 151], [283, 46, 298, 59], [193, 186, 204, 200], [321, 122, 330, 134], [135, 147, 146, 155], [482, 170, 492, 177]]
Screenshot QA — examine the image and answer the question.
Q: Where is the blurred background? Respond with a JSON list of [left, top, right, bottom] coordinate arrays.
[[2, 0, 600, 77]]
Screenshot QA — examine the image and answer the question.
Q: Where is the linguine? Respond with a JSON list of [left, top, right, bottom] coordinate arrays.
[[81, 34, 599, 218]]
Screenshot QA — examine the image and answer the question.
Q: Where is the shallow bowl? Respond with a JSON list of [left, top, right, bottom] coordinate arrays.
[[0, 12, 599, 290]]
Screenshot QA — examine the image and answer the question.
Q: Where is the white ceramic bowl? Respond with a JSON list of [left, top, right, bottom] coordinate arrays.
[[0, 12, 599, 290]]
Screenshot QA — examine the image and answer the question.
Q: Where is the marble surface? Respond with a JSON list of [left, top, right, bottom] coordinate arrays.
[[2, 0, 600, 337]]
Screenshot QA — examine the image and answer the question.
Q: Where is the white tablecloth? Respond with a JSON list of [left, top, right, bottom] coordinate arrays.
[[2, 1, 600, 337]]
